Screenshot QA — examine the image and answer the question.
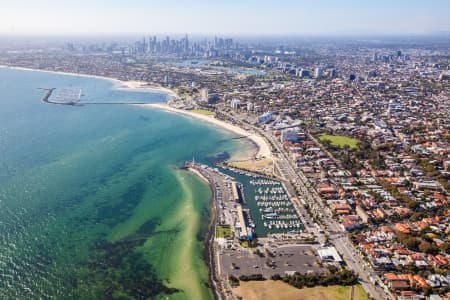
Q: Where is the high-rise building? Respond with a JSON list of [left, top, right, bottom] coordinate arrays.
[[281, 128, 300, 143], [314, 67, 323, 79], [201, 89, 208, 102], [329, 69, 337, 78], [184, 34, 189, 52], [230, 98, 241, 109], [372, 52, 378, 61], [298, 69, 310, 78], [142, 37, 147, 53]]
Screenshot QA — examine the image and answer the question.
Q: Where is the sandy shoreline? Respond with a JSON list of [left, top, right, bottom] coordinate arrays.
[[114, 80, 179, 100], [0, 64, 271, 160], [139, 103, 272, 159], [0, 65, 178, 100], [1, 64, 273, 298]]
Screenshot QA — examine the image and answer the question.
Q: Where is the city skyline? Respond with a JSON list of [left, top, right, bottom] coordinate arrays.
[[1, 1, 450, 299], [1, 0, 450, 36]]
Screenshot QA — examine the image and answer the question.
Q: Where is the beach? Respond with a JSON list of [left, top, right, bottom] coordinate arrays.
[[0, 66, 235, 299], [140, 103, 272, 160], [114, 80, 179, 100], [0, 65, 177, 100], [0, 64, 270, 161], [0, 65, 274, 299]]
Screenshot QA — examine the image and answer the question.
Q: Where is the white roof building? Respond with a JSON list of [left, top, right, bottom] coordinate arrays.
[[318, 247, 342, 262]]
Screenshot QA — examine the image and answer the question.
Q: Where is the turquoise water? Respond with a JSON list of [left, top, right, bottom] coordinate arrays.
[[0, 68, 249, 299]]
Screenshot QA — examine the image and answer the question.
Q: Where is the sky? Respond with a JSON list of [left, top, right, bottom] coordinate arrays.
[[0, 0, 449, 35]]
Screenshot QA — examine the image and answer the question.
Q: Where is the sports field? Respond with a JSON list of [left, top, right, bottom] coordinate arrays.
[[319, 134, 359, 148], [234, 281, 369, 300]]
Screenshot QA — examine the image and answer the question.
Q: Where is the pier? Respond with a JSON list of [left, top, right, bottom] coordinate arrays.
[[220, 166, 304, 236], [39, 88, 55, 103], [186, 161, 332, 300], [218, 135, 250, 143], [83, 102, 152, 105], [231, 182, 240, 203], [39, 87, 152, 106], [186, 162, 232, 300]]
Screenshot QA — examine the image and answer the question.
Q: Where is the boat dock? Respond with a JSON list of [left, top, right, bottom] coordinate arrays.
[[39, 87, 152, 106], [40, 88, 55, 103], [185, 161, 245, 300], [186, 161, 319, 298], [219, 166, 304, 235]]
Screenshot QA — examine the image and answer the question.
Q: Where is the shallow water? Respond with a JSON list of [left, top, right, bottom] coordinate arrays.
[[0, 68, 250, 299]]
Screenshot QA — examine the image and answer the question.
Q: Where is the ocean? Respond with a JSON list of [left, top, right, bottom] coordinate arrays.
[[0, 68, 252, 299]]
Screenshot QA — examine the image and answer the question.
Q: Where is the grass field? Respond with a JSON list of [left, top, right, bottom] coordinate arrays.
[[216, 226, 233, 238], [234, 281, 369, 300], [319, 134, 360, 148], [191, 109, 215, 116]]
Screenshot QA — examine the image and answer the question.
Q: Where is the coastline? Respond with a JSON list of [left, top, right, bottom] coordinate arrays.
[[0, 65, 272, 299], [0, 64, 178, 100], [0, 64, 270, 160], [139, 103, 272, 160], [187, 167, 222, 300]]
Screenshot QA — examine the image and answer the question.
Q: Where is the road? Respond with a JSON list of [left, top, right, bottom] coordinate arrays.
[[221, 112, 389, 300]]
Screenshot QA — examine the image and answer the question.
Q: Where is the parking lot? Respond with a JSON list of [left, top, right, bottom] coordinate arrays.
[[220, 244, 326, 278]]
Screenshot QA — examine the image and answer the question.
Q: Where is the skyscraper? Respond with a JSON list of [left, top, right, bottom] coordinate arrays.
[[184, 34, 189, 52], [314, 67, 323, 79]]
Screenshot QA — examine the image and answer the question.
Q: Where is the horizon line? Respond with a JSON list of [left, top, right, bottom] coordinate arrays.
[[1, 31, 450, 38]]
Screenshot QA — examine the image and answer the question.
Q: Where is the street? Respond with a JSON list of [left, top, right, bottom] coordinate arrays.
[[223, 111, 389, 300]]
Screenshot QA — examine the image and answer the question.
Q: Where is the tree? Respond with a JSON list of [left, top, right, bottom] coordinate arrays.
[[439, 242, 450, 253], [228, 275, 240, 287], [410, 212, 425, 222], [397, 232, 420, 251], [419, 241, 438, 254]]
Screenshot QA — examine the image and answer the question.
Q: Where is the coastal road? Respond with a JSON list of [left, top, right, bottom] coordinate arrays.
[[222, 112, 386, 300], [265, 130, 387, 300]]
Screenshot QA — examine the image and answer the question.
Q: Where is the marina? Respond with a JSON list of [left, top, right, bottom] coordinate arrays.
[[40, 87, 153, 106], [220, 166, 304, 236], [0, 68, 221, 300]]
